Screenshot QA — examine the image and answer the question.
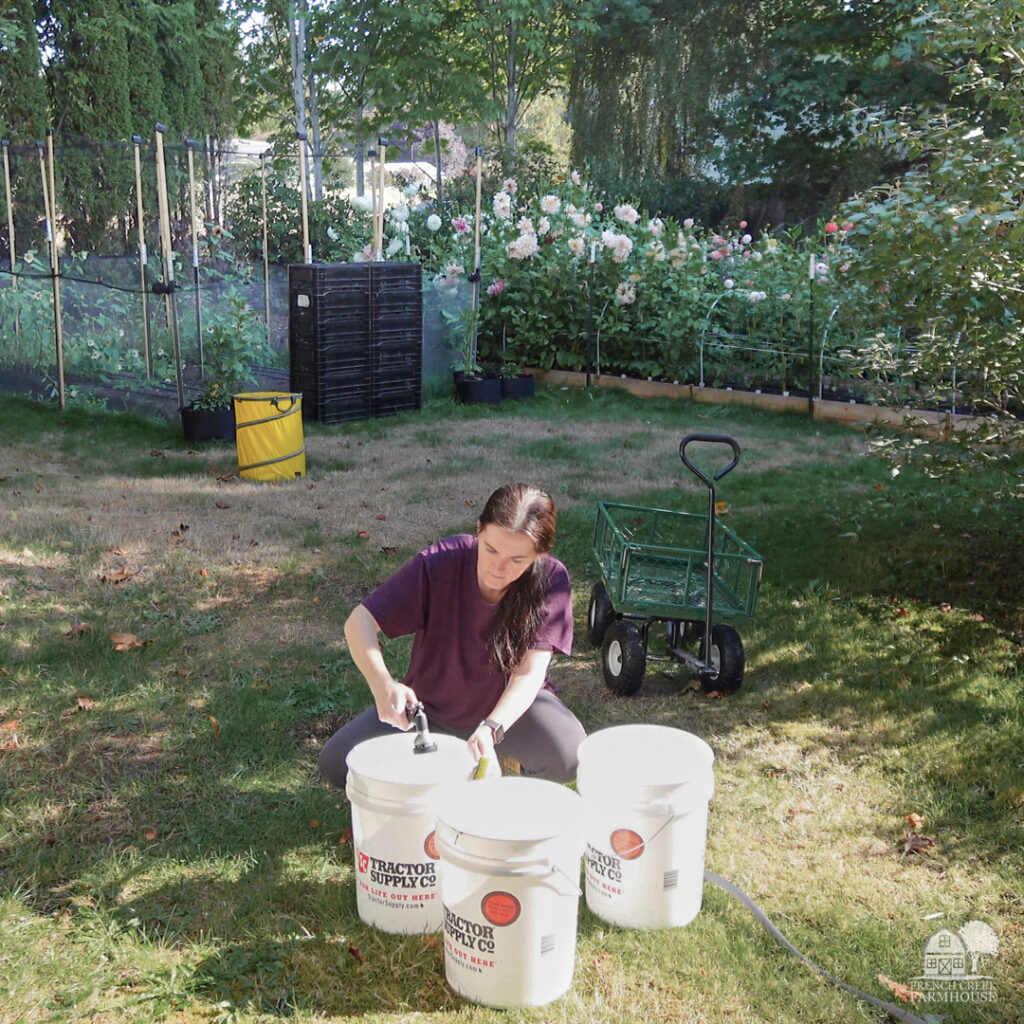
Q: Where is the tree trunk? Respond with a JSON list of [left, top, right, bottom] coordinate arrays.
[[307, 64, 324, 201], [505, 19, 517, 152], [290, 0, 309, 207], [355, 106, 365, 195], [432, 119, 444, 211]]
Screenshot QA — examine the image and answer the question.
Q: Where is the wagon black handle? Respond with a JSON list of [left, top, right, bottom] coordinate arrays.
[[679, 433, 741, 487]]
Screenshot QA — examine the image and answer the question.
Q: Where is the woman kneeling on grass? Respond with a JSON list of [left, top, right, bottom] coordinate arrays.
[[318, 482, 585, 787]]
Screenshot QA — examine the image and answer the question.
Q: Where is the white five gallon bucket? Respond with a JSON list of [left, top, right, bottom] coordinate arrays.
[[435, 777, 585, 1008], [345, 733, 474, 934], [576, 725, 714, 929]]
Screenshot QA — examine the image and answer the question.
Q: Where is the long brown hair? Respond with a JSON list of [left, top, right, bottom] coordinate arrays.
[[479, 483, 557, 676]]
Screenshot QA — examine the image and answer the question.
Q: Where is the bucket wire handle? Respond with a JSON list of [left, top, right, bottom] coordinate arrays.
[[615, 807, 680, 858], [550, 863, 583, 897]]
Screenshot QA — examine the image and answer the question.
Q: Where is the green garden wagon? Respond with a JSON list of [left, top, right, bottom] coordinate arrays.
[[587, 434, 765, 695]]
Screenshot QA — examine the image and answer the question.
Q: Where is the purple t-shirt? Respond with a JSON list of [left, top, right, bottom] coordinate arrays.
[[362, 534, 573, 730]]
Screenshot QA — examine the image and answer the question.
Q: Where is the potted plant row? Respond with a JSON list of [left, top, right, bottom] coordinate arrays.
[[451, 307, 534, 405]]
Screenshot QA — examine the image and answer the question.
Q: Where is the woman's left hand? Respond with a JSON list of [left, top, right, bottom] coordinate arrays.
[[467, 723, 497, 765]]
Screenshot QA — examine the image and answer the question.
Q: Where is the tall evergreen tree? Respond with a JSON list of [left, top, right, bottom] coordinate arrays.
[[0, 0, 50, 256], [41, 0, 134, 250]]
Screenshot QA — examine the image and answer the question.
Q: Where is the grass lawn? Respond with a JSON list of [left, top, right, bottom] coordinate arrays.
[[0, 386, 1021, 1024]]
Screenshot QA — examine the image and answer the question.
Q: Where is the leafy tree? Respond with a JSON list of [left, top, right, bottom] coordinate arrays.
[[465, 0, 596, 154], [727, 0, 948, 221], [840, 0, 1024, 466], [385, 0, 485, 209], [570, 0, 949, 228]]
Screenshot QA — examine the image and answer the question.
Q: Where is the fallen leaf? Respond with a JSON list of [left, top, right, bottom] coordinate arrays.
[[357, 530, 370, 540], [209, 716, 220, 738], [65, 622, 90, 638], [376, 513, 387, 521], [714, 501, 729, 515], [906, 812, 926, 830], [348, 944, 364, 964], [873, 483, 884, 491], [422, 935, 439, 948], [110, 632, 147, 651], [898, 830, 935, 858], [144, 828, 157, 841], [338, 828, 352, 845], [111, 546, 128, 555], [76, 696, 96, 710], [150, 449, 165, 458], [100, 567, 137, 584], [1, 719, 19, 732], [974, 613, 986, 622], [214, 501, 230, 509], [34, 481, 44, 492], [308, 819, 320, 829], [896, 608, 907, 616], [380, 546, 398, 556], [877, 974, 922, 1005], [199, 567, 208, 578]]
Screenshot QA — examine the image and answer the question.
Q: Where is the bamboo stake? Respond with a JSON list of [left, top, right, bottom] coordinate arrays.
[[376, 137, 388, 259], [1, 139, 19, 350], [372, 149, 380, 258], [2, 139, 15, 276], [40, 134, 66, 408], [260, 151, 271, 347], [132, 134, 153, 376], [185, 137, 204, 373], [470, 145, 483, 368], [154, 125, 184, 409], [297, 131, 311, 263]]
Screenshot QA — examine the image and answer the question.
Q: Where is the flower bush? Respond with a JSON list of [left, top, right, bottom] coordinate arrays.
[[348, 172, 866, 392]]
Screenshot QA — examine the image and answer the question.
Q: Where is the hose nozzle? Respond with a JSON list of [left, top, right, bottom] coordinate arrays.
[[406, 701, 437, 754]]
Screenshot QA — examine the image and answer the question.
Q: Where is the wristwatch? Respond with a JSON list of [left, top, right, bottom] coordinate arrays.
[[480, 718, 505, 744]]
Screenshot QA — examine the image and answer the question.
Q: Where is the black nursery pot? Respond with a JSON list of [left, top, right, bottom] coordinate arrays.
[[500, 373, 535, 401], [454, 372, 502, 405], [180, 404, 236, 443]]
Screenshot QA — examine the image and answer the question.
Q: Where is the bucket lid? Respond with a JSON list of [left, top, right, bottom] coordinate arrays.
[[576, 725, 714, 794], [436, 777, 582, 842], [346, 732, 474, 788]]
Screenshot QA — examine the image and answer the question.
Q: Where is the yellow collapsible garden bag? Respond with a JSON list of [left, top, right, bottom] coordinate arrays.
[[233, 392, 306, 481]]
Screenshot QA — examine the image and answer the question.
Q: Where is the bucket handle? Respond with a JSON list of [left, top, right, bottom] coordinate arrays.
[[605, 805, 680, 859], [549, 862, 583, 898]]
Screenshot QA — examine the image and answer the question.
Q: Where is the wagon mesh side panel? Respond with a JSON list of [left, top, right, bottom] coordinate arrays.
[[595, 502, 763, 621]]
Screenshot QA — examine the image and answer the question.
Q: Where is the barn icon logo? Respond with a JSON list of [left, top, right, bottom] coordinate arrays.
[[915, 920, 998, 1004]]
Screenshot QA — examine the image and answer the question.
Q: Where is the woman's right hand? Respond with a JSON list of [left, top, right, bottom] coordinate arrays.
[[372, 678, 419, 730]]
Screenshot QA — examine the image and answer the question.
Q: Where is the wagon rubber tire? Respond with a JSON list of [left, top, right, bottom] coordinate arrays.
[[602, 619, 646, 696], [587, 581, 616, 647], [698, 624, 745, 694]]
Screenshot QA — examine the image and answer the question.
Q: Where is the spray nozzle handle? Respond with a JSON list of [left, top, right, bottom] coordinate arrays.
[[406, 701, 437, 754]]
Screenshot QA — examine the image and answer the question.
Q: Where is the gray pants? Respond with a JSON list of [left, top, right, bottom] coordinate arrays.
[[317, 688, 586, 789]]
